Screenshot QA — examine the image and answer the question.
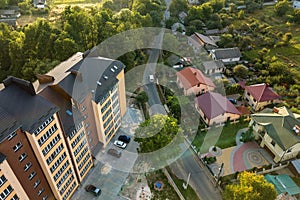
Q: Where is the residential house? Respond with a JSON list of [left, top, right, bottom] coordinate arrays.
[[293, 0, 300, 9], [205, 27, 228, 35], [236, 105, 251, 121], [210, 47, 241, 64], [187, 0, 199, 4], [0, 9, 20, 26], [251, 106, 300, 163], [201, 60, 225, 75], [33, 0, 47, 8], [188, 32, 218, 51], [265, 174, 300, 198], [176, 67, 215, 96], [195, 92, 241, 126], [242, 83, 280, 111]]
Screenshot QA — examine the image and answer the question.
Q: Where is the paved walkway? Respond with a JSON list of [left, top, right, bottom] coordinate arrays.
[[205, 128, 275, 176]]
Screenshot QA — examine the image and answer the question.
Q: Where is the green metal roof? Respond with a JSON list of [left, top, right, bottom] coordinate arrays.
[[252, 111, 300, 150], [265, 174, 300, 196]]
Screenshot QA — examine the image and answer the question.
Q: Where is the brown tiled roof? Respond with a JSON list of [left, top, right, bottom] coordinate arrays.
[[245, 83, 280, 102], [195, 92, 241, 119], [194, 32, 218, 47], [237, 106, 251, 116], [176, 67, 215, 89]]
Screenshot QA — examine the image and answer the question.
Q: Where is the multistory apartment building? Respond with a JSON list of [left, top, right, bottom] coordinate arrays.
[[39, 86, 93, 182], [34, 51, 126, 149], [0, 50, 127, 199], [0, 107, 54, 200], [0, 77, 79, 200], [0, 153, 28, 200]]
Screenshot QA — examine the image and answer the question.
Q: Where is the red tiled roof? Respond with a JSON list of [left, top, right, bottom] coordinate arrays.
[[236, 106, 251, 115], [195, 92, 241, 119], [245, 83, 280, 102], [176, 67, 215, 89]]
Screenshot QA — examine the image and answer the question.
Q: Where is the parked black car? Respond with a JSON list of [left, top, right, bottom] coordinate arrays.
[[107, 148, 122, 158], [85, 184, 101, 196], [118, 135, 131, 143]]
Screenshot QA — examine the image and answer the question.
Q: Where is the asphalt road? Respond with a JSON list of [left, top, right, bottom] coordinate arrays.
[[170, 148, 222, 200]]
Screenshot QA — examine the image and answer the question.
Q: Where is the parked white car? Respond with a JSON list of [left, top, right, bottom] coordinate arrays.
[[114, 140, 127, 149]]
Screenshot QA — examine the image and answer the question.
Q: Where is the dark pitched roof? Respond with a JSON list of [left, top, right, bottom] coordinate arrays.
[[211, 47, 241, 60], [0, 77, 59, 134], [195, 92, 241, 119], [75, 57, 125, 104], [194, 32, 218, 47], [39, 86, 83, 137], [176, 67, 215, 89], [251, 107, 300, 150], [0, 106, 21, 143], [245, 83, 280, 102], [202, 60, 225, 71]]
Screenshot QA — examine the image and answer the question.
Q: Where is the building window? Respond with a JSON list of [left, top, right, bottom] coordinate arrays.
[[0, 185, 13, 199], [11, 194, 19, 200], [38, 188, 44, 196], [33, 179, 41, 188], [42, 195, 48, 200], [19, 153, 27, 162], [24, 162, 32, 171], [46, 144, 64, 165], [34, 116, 54, 136], [7, 132, 17, 141], [28, 171, 36, 180], [0, 175, 7, 187], [38, 124, 58, 146], [13, 142, 22, 152], [50, 153, 67, 173], [271, 140, 276, 147], [42, 135, 61, 156]]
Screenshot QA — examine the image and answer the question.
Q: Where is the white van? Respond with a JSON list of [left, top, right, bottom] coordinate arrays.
[[149, 75, 154, 82]]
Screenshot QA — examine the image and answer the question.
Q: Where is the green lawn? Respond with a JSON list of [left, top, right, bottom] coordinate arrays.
[[167, 167, 200, 200], [239, 5, 300, 67], [192, 121, 249, 153]]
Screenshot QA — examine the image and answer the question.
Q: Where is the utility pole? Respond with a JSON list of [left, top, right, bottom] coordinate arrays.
[[215, 163, 224, 188]]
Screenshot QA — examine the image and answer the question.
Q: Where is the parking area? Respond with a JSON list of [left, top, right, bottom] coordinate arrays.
[[71, 106, 143, 200]]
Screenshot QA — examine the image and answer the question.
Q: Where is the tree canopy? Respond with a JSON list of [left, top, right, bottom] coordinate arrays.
[[134, 114, 179, 153], [223, 172, 277, 200]]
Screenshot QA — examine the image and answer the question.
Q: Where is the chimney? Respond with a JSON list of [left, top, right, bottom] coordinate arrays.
[[36, 74, 55, 84], [273, 107, 279, 113]]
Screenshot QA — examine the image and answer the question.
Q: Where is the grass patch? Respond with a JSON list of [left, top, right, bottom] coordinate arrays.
[[166, 167, 200, 200], [192, 121, 248, 153], [146, 169, 180, 200]]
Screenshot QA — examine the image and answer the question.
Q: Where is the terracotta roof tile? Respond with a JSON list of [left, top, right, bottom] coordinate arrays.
[[176, 67, 215, 89]]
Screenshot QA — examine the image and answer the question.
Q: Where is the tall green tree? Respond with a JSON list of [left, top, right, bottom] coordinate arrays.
[[135, 114, 179, 153], [223, 172, 277, 200], [275, 0, 291, 16]]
